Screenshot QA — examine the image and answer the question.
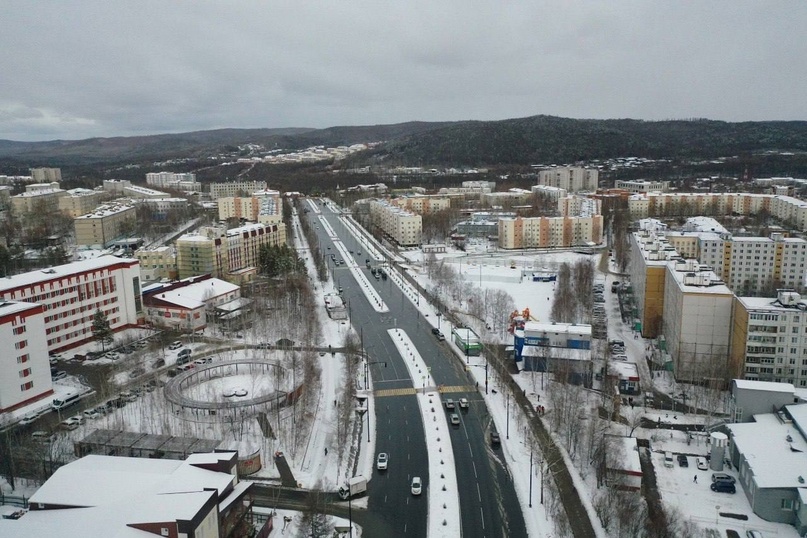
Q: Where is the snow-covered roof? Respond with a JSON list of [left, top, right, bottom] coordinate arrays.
[[0, 255, 135, 293], [728, 408, 807, 489], [148, 278, 239, 309], [610, 437, 642, 474], [733, 379, 795, 394]]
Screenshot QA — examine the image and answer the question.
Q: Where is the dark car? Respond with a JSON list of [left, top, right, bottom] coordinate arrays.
[[431, 327, 441, 335], [490, 431, 501, 446], [677, 454, 688, 467], [710, 481, 736, 494]]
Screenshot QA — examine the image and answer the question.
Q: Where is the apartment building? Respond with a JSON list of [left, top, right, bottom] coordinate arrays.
[[480, 189, 533, 207], [368, 200, 422, 247], [74, 203, 137, 248], [11, 185, 67, 214], [730, 290, 807, 386], [661, 260, 733, 380], [218, 189, 283, 225], [0, 256, 143, 354], [0, 300, 52, 414], [145, 172, 201, 192], [30, 167, 62, 182], [558, 195, 601, 217], [175, 222, 285, 281], [135, 246, 177, 282], [614, 179, 669, 193], [497, 215, 603, 249], [209, 180, 268, 200], [531, 184, 568, 201], [140, 197, 190, 220], [390, 194, 451, 214], [629, 228, 680, 338], [58, 188, 102, 217], [536, 167, 598, 192], [629, 192, 807, 231]]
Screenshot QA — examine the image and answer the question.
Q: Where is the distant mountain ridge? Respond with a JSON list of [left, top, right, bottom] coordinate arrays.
[[1, 115, 806, 167]]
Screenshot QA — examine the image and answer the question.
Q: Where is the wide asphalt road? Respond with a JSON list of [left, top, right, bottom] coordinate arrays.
[[310, 203, 527, 538]]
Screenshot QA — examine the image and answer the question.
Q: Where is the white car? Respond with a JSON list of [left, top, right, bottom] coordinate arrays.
[[411, 476, 422, 496], [376, 452, 388, 470], [458, 398, 469, 409], [450, 413, 460, 425], [696, 457, 708, 470], [83, 409, 101, 420], [19, 414, 39, 426]]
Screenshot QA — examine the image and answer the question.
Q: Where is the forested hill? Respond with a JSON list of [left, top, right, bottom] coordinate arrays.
[[1, 115, 807, 167], [375, 116, 807, 166]]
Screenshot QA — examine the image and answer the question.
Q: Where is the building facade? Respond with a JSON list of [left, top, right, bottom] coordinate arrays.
[[368, 200, 422, 247], [30, 168, 62, 182], [497, 215, 603, 249], [209, 180, 268, 200], [218, 189, 283, 224], [614, 179, 669, 193], [58, 188, 102, 218], [536, 167, 598, 192], [11, 186, 66, 214], [0, 256, 143, 354], [74, 203, 137, 248], [390, 195, 451, 214], [143, 275, 240, 332], [0, 300, 52, 414], [135, 246, 177, 282]]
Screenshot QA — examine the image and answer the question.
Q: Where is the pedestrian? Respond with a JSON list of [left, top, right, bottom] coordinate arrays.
[[693, 475, 697, 483], [325, 448, 328, 456]]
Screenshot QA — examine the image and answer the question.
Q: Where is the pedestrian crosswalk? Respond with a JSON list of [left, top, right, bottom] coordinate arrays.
[[374, 385, 475, 398]]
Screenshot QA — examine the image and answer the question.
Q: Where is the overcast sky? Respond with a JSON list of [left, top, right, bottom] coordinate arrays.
[[2, 1, 806, 141]]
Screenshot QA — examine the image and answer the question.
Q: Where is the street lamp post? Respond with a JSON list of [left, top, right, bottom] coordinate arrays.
[[506, 393, 510, 439], [529, 447, 533, 507]]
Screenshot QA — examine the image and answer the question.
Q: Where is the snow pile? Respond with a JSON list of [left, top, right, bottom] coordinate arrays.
[[388, 328, 461, 537]]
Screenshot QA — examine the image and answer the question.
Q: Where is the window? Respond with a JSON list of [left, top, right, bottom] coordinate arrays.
[[16, 354, 29, 364], [20, 381, 33, 391], [782, 499, 794, 511], [19, 368, 31, 378]]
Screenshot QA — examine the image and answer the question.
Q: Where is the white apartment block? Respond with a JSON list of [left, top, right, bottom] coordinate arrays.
[[628, 192, 807, 231], [661, 260, 733, 380], [0, 300, 52, 414], [209, 180, 268, 200], [536, 167, 598, 192], [390, 195, 451, 214], [730, 291, 807, 387], [0, 256, 143, 354], [498, 215, 603, 249], [531, 184, 568, 201], [30, 167, 62, 182], [368, 200, 422, 247], [480, 189, 534, 207], [11, 186, 66, 214], [615, 179, 669, 193], [145, 172, 200, 192], [558, 195, 601, 217]]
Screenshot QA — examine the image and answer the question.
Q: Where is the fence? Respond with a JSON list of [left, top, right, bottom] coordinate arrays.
[[0, 493, 30, 509]]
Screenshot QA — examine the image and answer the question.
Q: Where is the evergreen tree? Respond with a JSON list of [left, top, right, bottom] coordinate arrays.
[[92, 309, 114, 351]]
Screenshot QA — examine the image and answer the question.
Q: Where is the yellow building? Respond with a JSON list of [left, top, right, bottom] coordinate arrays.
[[135, 246, 177, 282], [390, 195, 451, 214], [629, 227, 681, 338], [73, 204, 136, 248], [58, 188, 102, 218], [11, 186, 66, 214], [217, 190, 283, 225], [368, 200, 422, 247], [497, 215, 603, 249]]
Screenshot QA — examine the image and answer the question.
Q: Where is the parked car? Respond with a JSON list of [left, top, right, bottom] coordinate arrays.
[[129, 368, 145, 379], [152, 358, 166, 369], [711, 472, 736, 484], [710, 481, 736, 494], [194, 357, 212, 365], [431, 327, 441, 335], [410, 476, 422, 496], [19, 414, 39, 426], [168, 341, 183, 350], [490, 431, 501, 446], [51, 371, 67, 381], [83, 409, 101, 420], [696, 457, 708, 470], [376, 452, 388, 470], [677, 454, 688, 467], [31, 431, 54, 442], [746, 531, 764, 538], [435, 331, 445, 341]]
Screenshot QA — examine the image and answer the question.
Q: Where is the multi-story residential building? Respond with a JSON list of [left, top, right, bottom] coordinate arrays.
[[531, 184, 567, 201], [390, 195, 451, 214], [661, 260, 733, 380], [0, 300, 52, 414], [480, 189, 533, 207], [145, 172, 201, 192], [558, 195, 601, 217], [217, 189, 283, 225], [497, 215, 603, 250], [614, 179, 669, 193], [139, 197, 190, 220], [453, 211, 516, 238], [0, 256, 143, 354], [30, 167, 62, 182], [143, 274, 241, 332], [11, 185, 67, 214], [368, 200, 422, 247], [58, 188, 103, 218], [628, 192, 807, 231], [209, 180, 268, 200], [175, 222, 285, 281], [629, 227, 680, 338], [74, 203, 137, 248], [135, 246, 177, 282], [729, 290, 807, 386], [536, 167, 598, 192]]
